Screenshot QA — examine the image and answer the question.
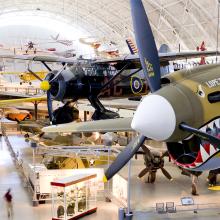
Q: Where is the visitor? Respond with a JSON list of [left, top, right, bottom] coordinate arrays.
[[4, 188, 13, 218]]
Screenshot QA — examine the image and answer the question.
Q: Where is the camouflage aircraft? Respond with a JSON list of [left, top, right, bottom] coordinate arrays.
[[43, 0, 220, 182]]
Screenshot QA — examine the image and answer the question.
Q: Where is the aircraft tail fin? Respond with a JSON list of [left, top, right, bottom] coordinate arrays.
[[159, 44, 171, 53], [126, 38, 138, 55]]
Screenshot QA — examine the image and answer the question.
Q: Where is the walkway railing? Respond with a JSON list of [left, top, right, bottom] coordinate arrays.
[[0, 85, 44, 96]]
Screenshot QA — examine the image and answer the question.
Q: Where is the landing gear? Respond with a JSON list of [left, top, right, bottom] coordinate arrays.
[[88, 96, 119, 120]]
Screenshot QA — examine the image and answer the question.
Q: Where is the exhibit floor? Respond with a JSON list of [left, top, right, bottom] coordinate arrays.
[[118, 156, 220, 220], [0, 136, 118, 220], [2, 135, 220, 220]]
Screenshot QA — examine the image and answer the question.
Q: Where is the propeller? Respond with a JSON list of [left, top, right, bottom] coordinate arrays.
[[104, 0, 162, 181], [161, 167, 173, 181], [47, 91, 53, 122], [49, 63, 67, 83], [104, 135, 146, 181], [131, 0, 161, 92], [34, 64, 68, 124], [138, 145, 172, 181], [138, 167, 149, 178]]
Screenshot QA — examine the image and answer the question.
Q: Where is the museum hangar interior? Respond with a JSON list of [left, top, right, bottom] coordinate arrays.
[[0, 0, 220, 220]]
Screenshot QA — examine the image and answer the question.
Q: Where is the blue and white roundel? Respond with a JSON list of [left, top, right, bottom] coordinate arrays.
[[131, 76, 143, 94]]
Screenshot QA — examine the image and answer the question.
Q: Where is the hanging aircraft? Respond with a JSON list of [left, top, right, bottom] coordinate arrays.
[[13, 43, 219, 126], [42, 0, 220, 182], [50, 34, 73, 46], [3, 107, 32, 122], [19, 70, 47, 85], [0, 9, 218, 126], [79, 37, 120, 58]]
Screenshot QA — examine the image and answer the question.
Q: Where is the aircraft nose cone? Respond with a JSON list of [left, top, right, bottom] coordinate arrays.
[[131, 94, 176, 141], [40, 80, 51, 91]]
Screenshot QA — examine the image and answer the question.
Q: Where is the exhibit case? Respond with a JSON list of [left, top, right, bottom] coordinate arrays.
[[51, 174, 97, 220]]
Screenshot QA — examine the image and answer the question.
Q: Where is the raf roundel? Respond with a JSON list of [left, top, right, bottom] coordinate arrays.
[[130, 76, 143, 94]]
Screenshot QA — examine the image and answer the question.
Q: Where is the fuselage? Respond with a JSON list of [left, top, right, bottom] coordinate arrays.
[[167, 118, 220, 171], [47, 63, 147, 102], [19, 71, 47, 82], [5, 110, 32, 122], [132, 63, 220, 142], [131, 63, 220, 172]]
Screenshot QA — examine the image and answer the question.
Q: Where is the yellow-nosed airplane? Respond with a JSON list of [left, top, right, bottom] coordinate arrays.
[[19, 71, 47, 85]]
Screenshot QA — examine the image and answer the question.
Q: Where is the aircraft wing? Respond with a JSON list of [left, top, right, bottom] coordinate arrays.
[[42, 117, 133, 133], [0, 54, 76, 64], [159, 50, 219, 62], [0, 96, 46, 106], [93, 51, 219, 69], [78, 98, 140, 111]]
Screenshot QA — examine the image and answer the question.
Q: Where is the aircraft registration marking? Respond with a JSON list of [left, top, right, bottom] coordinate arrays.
[[144, 58, 155, 77], [205, 78, 220, 88]]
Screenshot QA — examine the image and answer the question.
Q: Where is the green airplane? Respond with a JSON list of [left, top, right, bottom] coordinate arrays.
[[43, 0, 220, 182]]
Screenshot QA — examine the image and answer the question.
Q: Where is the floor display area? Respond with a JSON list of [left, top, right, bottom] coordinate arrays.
[[1, 0, 220, 220]]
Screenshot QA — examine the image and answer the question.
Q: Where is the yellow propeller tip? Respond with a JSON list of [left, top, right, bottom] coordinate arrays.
[[103, 175, 108, 183], [40, 80, 51, 91]]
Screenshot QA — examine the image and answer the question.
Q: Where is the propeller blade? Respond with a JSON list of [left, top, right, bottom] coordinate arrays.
[[47, 91, 53, 123], [104, 135, 146, 181], [141, 144, 150, 154], [161, 150, 169, 159], [179, 123, 220, 146], [49, 63, 67, 83], [141, 144, 154, 159], [131, 0, 161, 92], [161, 167, 173, 181], [138, 168, 149, 178], [38, 132, 45, 138]]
